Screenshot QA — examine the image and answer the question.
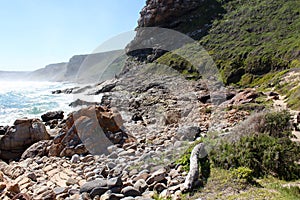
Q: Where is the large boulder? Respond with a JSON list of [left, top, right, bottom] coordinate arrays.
[[0, 119, 50, 161], [49, 105, 134, 157]]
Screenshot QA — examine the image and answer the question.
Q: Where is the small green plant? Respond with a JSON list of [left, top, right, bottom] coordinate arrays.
[[232, 167, 254, 183]]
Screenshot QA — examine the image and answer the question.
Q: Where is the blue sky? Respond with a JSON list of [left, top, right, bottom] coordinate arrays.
[[0, 0, 145, 71]]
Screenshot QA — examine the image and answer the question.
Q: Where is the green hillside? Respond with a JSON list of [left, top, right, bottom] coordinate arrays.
[[156, 0, 300, 85]]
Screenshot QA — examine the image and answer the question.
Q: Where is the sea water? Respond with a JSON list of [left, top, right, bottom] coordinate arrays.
[[0, 81, 76, 125]]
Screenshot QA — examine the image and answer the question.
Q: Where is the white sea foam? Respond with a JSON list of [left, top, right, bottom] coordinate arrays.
[[0, 81, 77, 125]]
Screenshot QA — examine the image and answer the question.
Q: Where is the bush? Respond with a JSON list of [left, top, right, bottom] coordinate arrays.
[[232, 167, 254, 183], [230, 110, 292, 140], [263, 110, 292, 138], [210, 134, 300, 180]]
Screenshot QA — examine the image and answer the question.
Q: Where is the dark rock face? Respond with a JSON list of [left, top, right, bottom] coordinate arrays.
[[0, 126, 8, 135], [126, 0, 225, 62], [51, 87, 79, 94], [0, 119, 50, 160], [138, 0, 205, 28], [91, 83, 116, 95], [41, 111, 64, 122]]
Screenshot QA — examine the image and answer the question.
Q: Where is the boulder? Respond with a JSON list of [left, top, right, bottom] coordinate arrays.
[[21, 140, 52, 160], [80, 179, 108, 193], [121, 186, 141, 197], [176, 126, 201, 141], [0, 119, 50, 161], [226, 89, 261, 105], [41, 111, 64, 122], [49, 105, 134, 157]]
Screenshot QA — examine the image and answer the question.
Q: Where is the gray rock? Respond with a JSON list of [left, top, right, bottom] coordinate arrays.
[[121, 186, 141, 197], [85, 171, 96, 179], [53, 187, 67, 195], [90, 187, 109, 198], [153, 183, 167, 193], [27, 172, 37, 181], [80, 192, 91, 200], [134, 179, 148, 193], [107, 162, 116, 169], [176, 126, 201, 141], [107, 177, 123, 188], [66, 178, 78, 186], [0, 118, 50, 160], [80, 179, 107, 193], [146, 168, 167, 185]]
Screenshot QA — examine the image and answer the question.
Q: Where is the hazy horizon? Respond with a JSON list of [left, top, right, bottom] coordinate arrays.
[[0, 1, 144, 71]]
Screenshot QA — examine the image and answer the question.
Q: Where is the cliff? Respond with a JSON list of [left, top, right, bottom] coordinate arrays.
[[28, 63, 67, 81], [131, 0, 300, 85], [27, 50, 126, 83]]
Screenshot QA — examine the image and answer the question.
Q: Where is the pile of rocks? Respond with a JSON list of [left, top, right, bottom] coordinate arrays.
[[0, 145, 187, 199]]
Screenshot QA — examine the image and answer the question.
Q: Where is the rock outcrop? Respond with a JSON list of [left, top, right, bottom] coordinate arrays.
[[138, 0, 205, 29], [49, 105, 132, 157], [41, 111, 64, 122], [127, 0, 224, 62], [0, 119, 50, 161]]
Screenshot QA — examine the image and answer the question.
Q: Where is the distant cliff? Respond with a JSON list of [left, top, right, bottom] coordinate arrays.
[[27, 50, 125, 83], [29, 63, 67, 81], [65, 50, 125, 83]]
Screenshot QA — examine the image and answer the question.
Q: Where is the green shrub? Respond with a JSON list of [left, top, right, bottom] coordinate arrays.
[[210, 134, 300, 180], [263, 110, 292, 138], [232, 167, 254, 183]]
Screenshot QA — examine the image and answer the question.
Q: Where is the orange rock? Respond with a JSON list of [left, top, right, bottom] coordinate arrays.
[[7, 183, 20, 194]]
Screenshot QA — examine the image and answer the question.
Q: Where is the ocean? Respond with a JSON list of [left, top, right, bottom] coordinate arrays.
[[0, 81, 77, 126]]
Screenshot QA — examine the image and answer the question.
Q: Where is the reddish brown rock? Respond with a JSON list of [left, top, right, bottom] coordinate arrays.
[[227, 89, 261, 105], [0, 119, 50, 161], [49, 105, 133, 157]]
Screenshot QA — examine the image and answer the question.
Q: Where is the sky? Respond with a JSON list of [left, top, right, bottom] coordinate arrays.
[[0, 0, 145, 71]]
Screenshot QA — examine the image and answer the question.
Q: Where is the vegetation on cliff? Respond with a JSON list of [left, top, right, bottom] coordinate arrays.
[[202, 0, 300, 84], [153, 0, 300, 85]]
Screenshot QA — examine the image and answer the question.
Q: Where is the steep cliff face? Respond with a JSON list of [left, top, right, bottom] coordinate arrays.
[[137, 0, 224, 38], [126, 0, 224, 63], [65, 50, 125, 83], [64, 55, 88, 79]]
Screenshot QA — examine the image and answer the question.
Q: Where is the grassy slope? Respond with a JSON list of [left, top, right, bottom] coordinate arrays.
[[187, 168, 300, 200], [201, 0, 300, 84], [157, 0, 300, 85]]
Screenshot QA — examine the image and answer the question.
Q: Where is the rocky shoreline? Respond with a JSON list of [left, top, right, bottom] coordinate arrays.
[[2, 61, 296, 200]]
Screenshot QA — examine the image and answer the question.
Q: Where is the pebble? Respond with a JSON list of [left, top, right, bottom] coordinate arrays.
[[71, 154, 80, 163]]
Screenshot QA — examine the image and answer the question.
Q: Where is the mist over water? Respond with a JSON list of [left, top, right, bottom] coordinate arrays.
[[0, 81, 75, 125]]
